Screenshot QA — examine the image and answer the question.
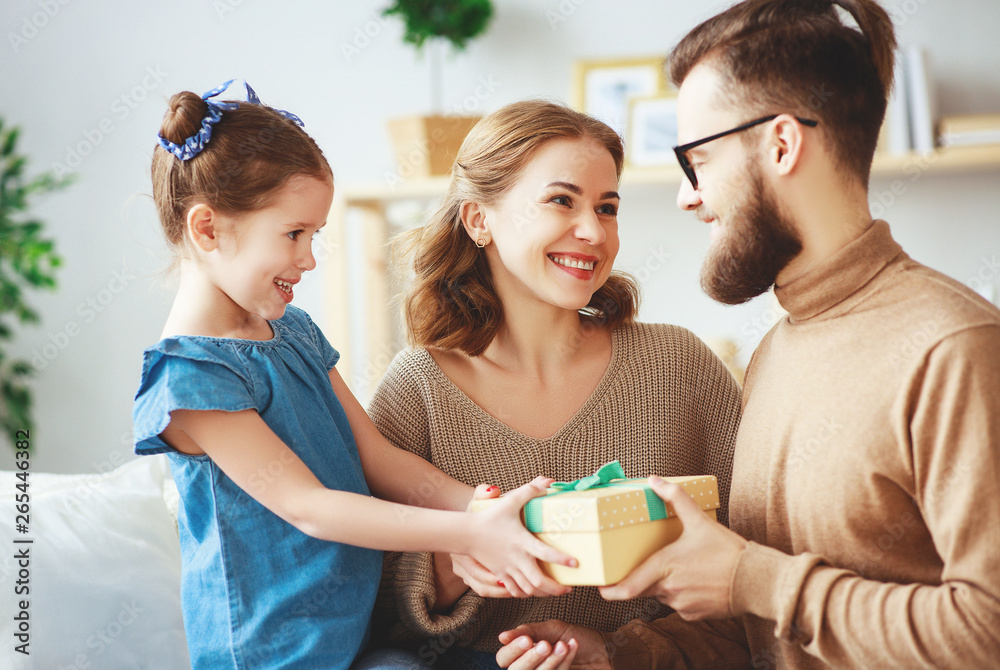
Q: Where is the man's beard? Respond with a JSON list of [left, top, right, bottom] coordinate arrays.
[[700, 163, 802, 305]]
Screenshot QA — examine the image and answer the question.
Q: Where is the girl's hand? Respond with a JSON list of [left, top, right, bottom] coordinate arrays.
[[451, 482, 565, 598], [448, 483, 514, 598], [431, 484, 504, 610], [459, 476, 576, 598]]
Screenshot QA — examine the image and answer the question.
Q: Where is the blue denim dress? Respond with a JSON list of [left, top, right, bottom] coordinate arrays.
[[133, 306, 381, 669]]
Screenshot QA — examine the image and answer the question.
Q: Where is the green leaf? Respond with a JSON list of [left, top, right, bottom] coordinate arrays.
[[20, 303, 40, 321], [11, 360, 34, 377], [0, 280, 21, 302], [1, 378, 33, 429], [0, 114, 70, 451], [0, 128, 20, 157], [383, 0, 493, 52], [3, 156, 27, 181], [27, 171, 73, 195]]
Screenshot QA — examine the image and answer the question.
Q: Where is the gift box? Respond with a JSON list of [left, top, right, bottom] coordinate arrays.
[[471, 461, 719, 586]]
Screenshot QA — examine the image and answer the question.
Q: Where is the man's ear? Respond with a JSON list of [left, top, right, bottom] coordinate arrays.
[[186, 204, 220, 253], [459, 200, 490, 247], [768, 114, 807, 178]]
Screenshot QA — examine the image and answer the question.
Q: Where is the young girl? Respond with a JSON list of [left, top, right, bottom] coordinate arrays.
[[132, 81, 572, 670]]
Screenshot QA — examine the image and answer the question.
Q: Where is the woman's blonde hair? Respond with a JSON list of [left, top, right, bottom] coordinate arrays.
[[398, 99, 640, 356]]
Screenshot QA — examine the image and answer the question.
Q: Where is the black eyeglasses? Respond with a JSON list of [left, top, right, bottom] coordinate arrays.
[[673, 115, 819, 190]]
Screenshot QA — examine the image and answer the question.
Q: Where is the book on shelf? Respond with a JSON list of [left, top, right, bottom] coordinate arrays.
[[938, 114, 1000, 147], [905, 45, 937, 154], [878, 48, 912, 156]]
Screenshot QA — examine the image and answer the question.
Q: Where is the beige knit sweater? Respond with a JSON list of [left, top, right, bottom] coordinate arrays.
[[604, 221, 1000, 669], [367, 322, 742, 655]]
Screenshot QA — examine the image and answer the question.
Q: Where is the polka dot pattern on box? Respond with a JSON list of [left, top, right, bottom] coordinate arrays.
[[596, 490, 650, 530]]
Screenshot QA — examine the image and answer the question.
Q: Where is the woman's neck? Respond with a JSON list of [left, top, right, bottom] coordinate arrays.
[[483, 301, 607, 379]]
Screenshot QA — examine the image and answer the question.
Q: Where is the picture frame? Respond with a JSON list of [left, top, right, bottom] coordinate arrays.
[[573, 56, 668, 139], [627, 94, 680, 168]]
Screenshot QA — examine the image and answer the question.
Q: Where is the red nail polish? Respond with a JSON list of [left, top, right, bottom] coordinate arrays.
[[487, 486, 499, 492], [497, 580, 505, 587]]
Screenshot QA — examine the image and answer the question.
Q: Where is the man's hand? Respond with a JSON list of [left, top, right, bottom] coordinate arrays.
[[599, 477, 748, 620], [497, 620, 610, 670]]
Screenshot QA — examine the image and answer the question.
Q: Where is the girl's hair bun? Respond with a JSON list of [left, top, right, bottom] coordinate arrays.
[[152, 84, 331, 256], [159, 91, 208, 145]]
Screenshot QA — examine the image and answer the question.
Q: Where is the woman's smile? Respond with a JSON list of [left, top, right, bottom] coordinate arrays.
[[548, 252, 597, 277]]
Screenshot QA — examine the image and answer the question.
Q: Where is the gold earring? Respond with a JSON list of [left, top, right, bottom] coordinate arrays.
[[476, 237, 487, 248]]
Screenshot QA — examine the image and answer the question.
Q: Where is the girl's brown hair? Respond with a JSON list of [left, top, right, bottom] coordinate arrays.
[[151, 90, 332, 253], [669, 0, 896, 185], [398, 99, 640, 357]]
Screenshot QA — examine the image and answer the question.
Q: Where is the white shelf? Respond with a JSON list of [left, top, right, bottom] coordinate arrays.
[[335, 143, 1000, 203]]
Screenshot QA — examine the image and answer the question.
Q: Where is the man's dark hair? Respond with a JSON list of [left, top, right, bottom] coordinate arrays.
[[669, 0, 896, 186]]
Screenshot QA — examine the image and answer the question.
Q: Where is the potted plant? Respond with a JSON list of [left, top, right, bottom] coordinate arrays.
[[382, 0, 494, 179], [0, 117, 68, 451]]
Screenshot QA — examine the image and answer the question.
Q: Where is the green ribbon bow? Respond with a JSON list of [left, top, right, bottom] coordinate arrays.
[[524, 461, 668, 532], [549, 460, 626, 492]]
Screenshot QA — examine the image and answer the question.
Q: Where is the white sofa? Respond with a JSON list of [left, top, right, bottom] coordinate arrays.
[[0, 455, 191, 669]]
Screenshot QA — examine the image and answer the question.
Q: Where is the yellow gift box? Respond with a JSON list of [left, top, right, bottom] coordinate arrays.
[[471, 461, 719, 586]]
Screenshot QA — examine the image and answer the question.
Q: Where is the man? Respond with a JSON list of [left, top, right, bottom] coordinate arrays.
[[494, 0, 1000, 667]]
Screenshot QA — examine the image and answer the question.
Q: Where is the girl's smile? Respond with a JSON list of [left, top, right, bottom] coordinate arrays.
[[274, 277, 299, 303]]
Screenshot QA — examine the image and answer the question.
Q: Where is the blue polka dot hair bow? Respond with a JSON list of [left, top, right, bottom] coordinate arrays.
[[157, 79, 305, 161]]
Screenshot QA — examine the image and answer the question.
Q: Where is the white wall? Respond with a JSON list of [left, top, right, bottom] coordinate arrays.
[[1, 0, 998, 473]]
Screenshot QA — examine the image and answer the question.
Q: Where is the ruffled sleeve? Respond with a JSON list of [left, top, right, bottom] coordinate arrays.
[[132, 339, 256, 456]]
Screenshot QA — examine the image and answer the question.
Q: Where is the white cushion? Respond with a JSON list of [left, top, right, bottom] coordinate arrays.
[[0, 455, 189, 669]]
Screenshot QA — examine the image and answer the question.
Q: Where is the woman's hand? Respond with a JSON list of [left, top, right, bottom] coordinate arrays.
[[497, 621, 611, 670], [458, 476, 577, 598], [431, 552, 471, 611]]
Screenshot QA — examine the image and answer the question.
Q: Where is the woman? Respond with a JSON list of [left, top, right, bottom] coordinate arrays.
[[367, 100, 741, 669]]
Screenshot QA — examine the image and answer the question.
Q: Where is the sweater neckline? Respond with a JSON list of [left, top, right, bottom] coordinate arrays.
[[775, 220, 905, 323], [418, 324, 626, 443]]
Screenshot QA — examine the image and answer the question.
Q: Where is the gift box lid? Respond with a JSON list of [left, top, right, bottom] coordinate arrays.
[[521, 461, 718, 534]]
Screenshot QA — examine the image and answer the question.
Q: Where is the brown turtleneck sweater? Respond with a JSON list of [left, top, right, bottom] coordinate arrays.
[[604, 221, 1000, 669]]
